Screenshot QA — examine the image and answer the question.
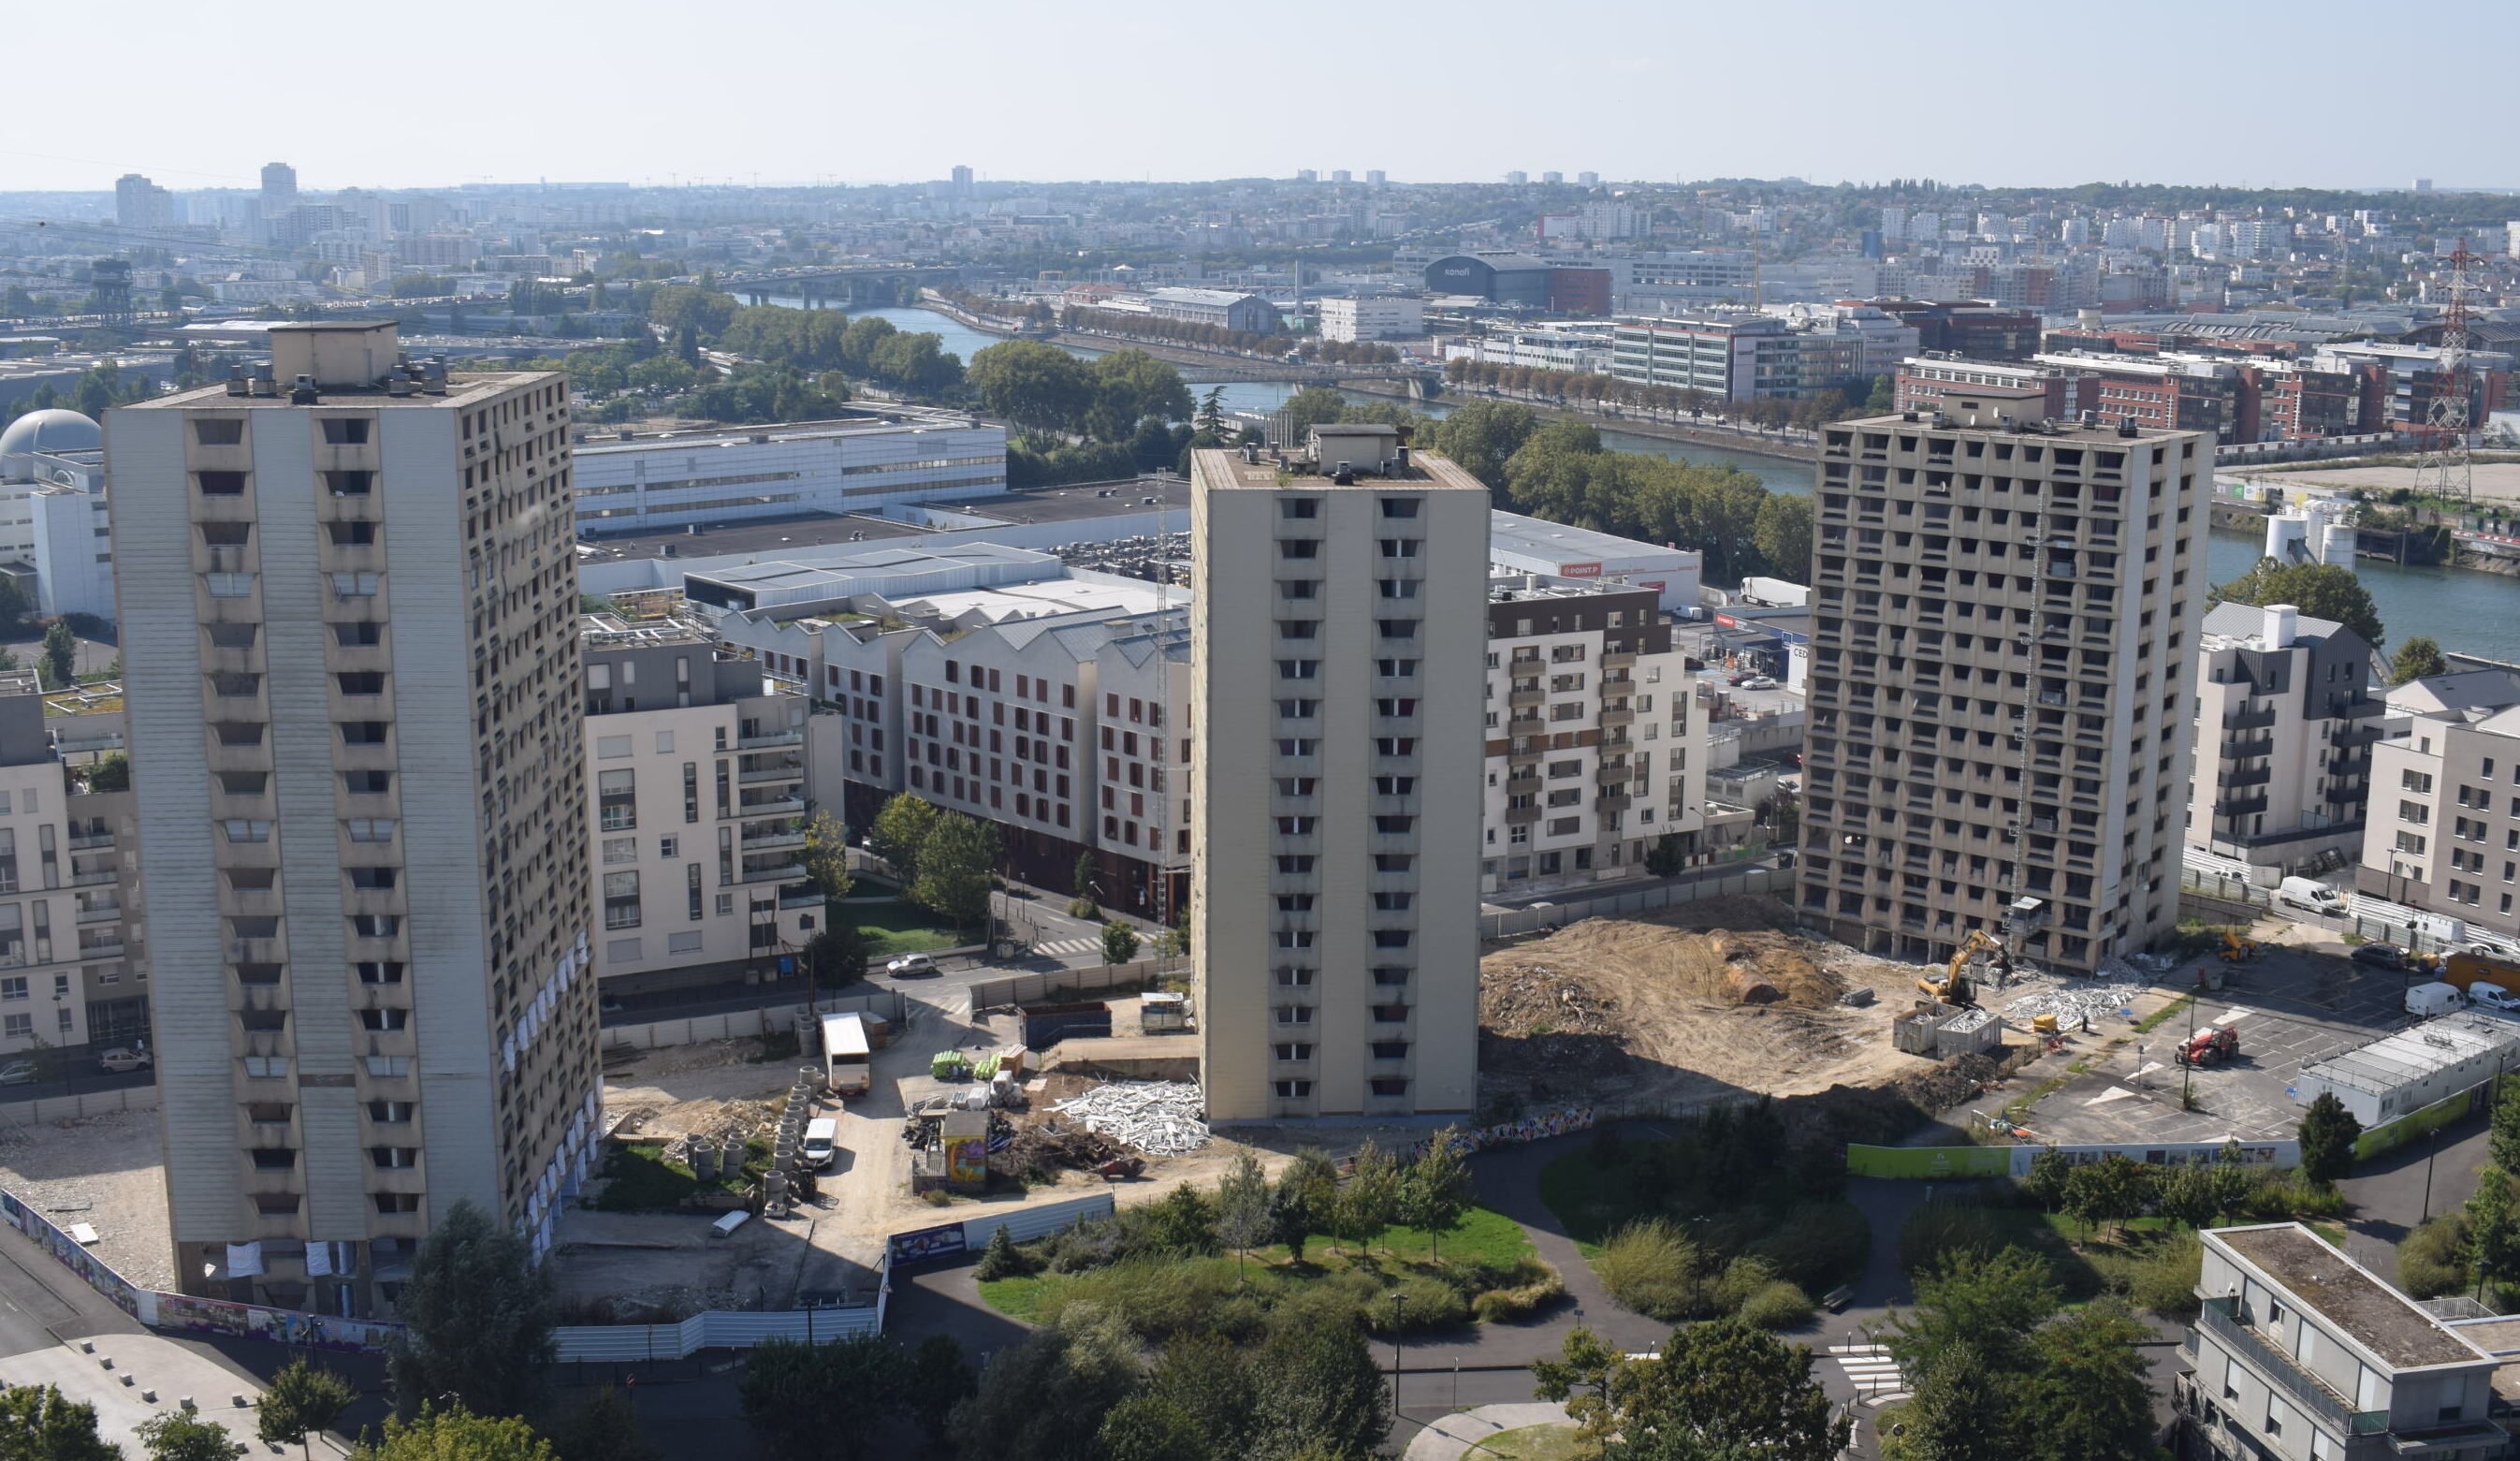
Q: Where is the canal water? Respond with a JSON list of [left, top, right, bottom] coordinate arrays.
[[791, 302, 2520, 661]]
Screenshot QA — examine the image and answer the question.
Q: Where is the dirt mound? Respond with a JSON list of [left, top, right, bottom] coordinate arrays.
[[1479, 908, 1935, 1109]]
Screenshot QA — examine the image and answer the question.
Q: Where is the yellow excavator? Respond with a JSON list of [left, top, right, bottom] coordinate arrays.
[[2221, 929, 2260, 964], [1917, 929, 2010, 1008]]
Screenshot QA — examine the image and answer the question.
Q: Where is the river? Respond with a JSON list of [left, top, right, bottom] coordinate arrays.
[[785, 301, 2520, 662]]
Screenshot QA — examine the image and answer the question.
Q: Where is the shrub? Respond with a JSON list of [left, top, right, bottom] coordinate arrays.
[[1596, 1220, 1704, 1321], [2398, 1213, 2475, 1300], [1749, 1202, 1872, 1293], [1037, 1256, 1242, 1341], [1897, 1200, 2007, 1276], [2125, 1230, 2203, 1319], [1362, 1277, 1470, 1333], [975, 1225, 1039, 1282], [1711, 1255, 1778, 1314], [2243, 1173, 2346, 1221], [921, 1189, 953, 1208], [1738, 1279, 1816, 1331], [1469, 1262, 1566, 1322]]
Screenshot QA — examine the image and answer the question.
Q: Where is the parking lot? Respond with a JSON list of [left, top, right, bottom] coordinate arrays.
[[2017, 933, 2418, 1147]]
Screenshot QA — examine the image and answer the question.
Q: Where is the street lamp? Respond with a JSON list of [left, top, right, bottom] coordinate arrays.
[[1388, 1291, 1405, 1410]]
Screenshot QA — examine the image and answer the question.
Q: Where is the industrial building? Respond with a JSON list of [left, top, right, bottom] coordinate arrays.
[[1190, 445, 1487, 1121], [571, 417, 1007, 535], [0, 409, 120, 621], [1422, 253, 1554, 307], [1487, 509, 1701, 613], [1318, 297, 1424, 343], [1798, 413, 2213, 975], [107, 321, 597, 1316], [2290, 1011, 2520, 1128]]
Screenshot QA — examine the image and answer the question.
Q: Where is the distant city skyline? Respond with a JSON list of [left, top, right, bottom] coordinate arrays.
[[15, 0, 2517, 196]]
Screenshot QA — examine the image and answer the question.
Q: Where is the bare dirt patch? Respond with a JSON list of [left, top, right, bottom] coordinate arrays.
[[1479, 906, 1934, 1110], [0, 1107, 173, 1292]]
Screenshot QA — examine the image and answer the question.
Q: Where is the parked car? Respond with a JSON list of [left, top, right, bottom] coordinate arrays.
[[0, 1061, 35, 1087], [2470, 981, 2520, 1013], [95, 1048, 151, 1073], [885, 953, 940, 977], [1725, 671, 1750, 685], [2352, 942, 2408, 969], [1742, 676, 1779, 690]]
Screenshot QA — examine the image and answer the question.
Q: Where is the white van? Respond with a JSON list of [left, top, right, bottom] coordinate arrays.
[[2407, 981, 2469, 1017], [2471, 982, 2520, 1013], [801, 1118, 839, 1170], [2278, 877, 2346, 916]]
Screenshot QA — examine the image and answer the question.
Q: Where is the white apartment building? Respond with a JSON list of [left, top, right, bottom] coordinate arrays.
[[1481, 576, 1702, 896], [2186, 603, 2381, 875], [108, 321, 596, 1316], [0, 410, 118, 621], [1799, 415, 2212, 975], [2178, 1223, 2504, 1461], [2357, 669, 2520, 938], [582, 619, 814, 996], [571, 418, 1006, 535], [0, 684, 150, 1057], [1610, 313, 1865, 402], [1318, 297, 1424, 343], [1191, 445, 1487, 1122]]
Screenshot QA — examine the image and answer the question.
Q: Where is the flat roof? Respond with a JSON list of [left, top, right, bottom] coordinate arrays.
[[2216, 1225, 2489, 1370], [943, 479, 1187, 526], [128, 373, 548, 411], [1190, 448, 1484, 494], [1833, 410, 2201, 444], [2298, 1011, 2520, 1097], [577, 512, 934, 562], [572, 415, 991, 457], [1490, 508, 1699, 566]]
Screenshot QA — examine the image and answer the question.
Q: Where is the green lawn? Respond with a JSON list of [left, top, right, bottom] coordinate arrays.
[[839, 899, 968, 957], [978, 1206, 1537, 1326], [1486, 1424, 1585, 1461], [1535, 1147, 1639, 1259]]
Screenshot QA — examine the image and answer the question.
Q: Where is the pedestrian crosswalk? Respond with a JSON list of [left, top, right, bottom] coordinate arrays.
[[1033, 936, 1100, 958], [1827, 1342, 1910, 1407]]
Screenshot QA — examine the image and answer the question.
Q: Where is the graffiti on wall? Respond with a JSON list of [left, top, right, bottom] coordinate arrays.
[[0, 1191, 143, 1319], [152, 1293, 402, 1354]]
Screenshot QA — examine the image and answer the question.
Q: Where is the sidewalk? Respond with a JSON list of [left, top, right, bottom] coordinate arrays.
[[0, 1332, 349, 1457], [1402, 1402, 1569, 1461]]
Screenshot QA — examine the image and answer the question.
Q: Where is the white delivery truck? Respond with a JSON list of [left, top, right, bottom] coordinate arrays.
[[801, 1117, 839, 1169], [820, 1013, 872, 1097], [2278, 877, 2346, 916]]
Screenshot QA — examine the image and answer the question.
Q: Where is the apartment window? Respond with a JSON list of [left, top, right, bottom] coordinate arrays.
[[342, 769, 390, 795], [1276, 620, 1318, 639], [1275, 967, 1315, 986], [1275, 738, 1318, 757], [1278, 579, 1318, 601], [1277, 659, 1318, 680], [1280, 499, 1318, 519], [350, 914, 400, 937], [596, 735, 634, 759], [341, 721, 387, 746], [0, 977, 23, 1001], [1277, 699, 1318, 719], [1373, 965, 1410, 986], [1376, 738, 1415, 756], [357, 1008, 409, 1032], [193, 418, 244, 446], [1275, 855, 1316, 873], [1378, 579, 1420, 599], [373, 1193, 422, 1215], [1274, 1043, 1314, 1060], [602, 837, 638, 865], [1378, 538, 1420, 559], [365, 1101, 415, 1125], [683, 763, 700, 823], [599, 768, 637, 830], [196, 471, 246, 496], [1379, 497, 1420, 519], [1377, 619, 1417, 638], [1278, 538, 1319, 560], [356, 962, 404, 985], [1377, 659, 1418, 678], [328, 572, 381, 597], [1374, 854, 1413, 871], [346, 867, 398, 890], [603, 870, 642, 929], [334, 622, 382, 647], [1369, 1077, 1410, 1097], [1375, 815, 1414, 834], [326, 520, 377, 547], [1273, 1080, 1313, 1099], [321, 417, 373, 446], [1373, 930, 1413, 948], [205, 573, 255, 598], [220, 820, 273, 843], [250, 1148, 298, 1170], [369, 1147, 419, 1170], [1275, 1005, 1314, 1025]]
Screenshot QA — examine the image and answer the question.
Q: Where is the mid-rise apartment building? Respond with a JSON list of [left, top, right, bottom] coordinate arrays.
[[582, 618, 814, 995], [0, 682, 150, 1056], [1481, 576, 1702, 896], [2186, 603, 2381, 875], [571, 417, 1007, 535], [1798, 413, 2211, 974], [1191, 445, 1486, 1121], [2357, 670, 2520, 936], [107, 321, 596, 1316], [1318, 297, 1424, 343], [2178, 1223, 2505, 1461], [1610, 313, 1865, 402], [1895, 358, 2098, 423]]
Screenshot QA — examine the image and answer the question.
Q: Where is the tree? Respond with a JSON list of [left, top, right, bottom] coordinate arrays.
[[1886, 1248, 2060, 1379], [356, 1406, 559, 1461], [38, 621, 74, 690], [0, 575, 30, 630], [1642, 834, 1687, 879], [903, 1334, 975, 1451], [0, 1383, 119, 1461], [2209, 558, 2384, 651], [1892, 1343, 2016, 1461], [909, 812, 999, 934], [2020, 1301, 2157, 1461], [2391, 636, 2450, 686], [1398, 1129, 1474, 1263], [2468, 1169, 2520, 1300], [2492, 1081, 2520, 1176], [541, 1387, 658, 1461], [1428, 401, 1537, 490], [1215, 1150, 1276, 1278], [1753, 492, 1814, 580], [946, 1306, 1143, 1461], [867, 793, 940, 884], [83, 753, 128, 793], [739, 1335, 907, 1461], [800, 808, 852, 901], [1101, 921, 1141, 966], [1195, 387, 1228, 439], [1536, 1319, 1847, 1461], [386, 1200, 556, 1417], [801, 923, 873, 988], [1071, 851, 1100, 914], [137, 1411, 246, 1461], [1334, 1139, 1402, 1256], [1085, 351, 1193, 441], [967, 340, 1095, 433], [2061, 1153, 2154, 1240], [1274, 1147, 1340, 1264], [2019, 1147, 2071, 1213], [256, 1356, 357, 1460], [2297, 1090, 2363, 1189], [1246, 1303, 1391, 1460], [1277, 387, 1349, 439]]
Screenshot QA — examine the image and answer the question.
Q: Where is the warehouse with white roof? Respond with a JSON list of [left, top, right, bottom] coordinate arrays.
[[1487, 510, 1701, 612]]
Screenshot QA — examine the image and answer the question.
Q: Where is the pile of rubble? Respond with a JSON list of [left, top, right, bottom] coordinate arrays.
[[2002, 981, 2145, 1027], [992, 1118, 1126, 1179], [1049, 1080, 1211, 1155]]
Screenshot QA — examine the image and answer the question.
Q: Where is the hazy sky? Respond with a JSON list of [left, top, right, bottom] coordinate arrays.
[[18, 0, 2517, 195]]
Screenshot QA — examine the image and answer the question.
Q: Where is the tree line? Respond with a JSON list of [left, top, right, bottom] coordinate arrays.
[[1064, 306, 1280, 358], [1443, 355, 1889, 433]]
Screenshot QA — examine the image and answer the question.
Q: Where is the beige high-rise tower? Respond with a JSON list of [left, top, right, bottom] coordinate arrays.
[[107, 322, 595, 1316], [1797, 411, 2211, 974], [1191, 438, 1486, 1121]]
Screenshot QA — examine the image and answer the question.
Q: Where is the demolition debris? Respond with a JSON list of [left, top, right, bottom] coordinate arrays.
[[1048, 1080, 1211, 1155]]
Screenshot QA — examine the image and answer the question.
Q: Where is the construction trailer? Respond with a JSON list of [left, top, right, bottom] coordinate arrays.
[[2292, 1011, 2520, 1127]]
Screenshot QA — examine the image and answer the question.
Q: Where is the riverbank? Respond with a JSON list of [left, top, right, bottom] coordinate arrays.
[[1339, 380, 1820, 464]]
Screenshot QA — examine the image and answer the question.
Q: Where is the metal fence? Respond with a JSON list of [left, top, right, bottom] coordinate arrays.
[[550, 1299, 884, 1363], [0, 1084, 160, 1119], [603, 990, 907, 1052], [2176, 869, 2276, 911], [968, 959, 1171, 1012], [1480, 866, 1792, 940]]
